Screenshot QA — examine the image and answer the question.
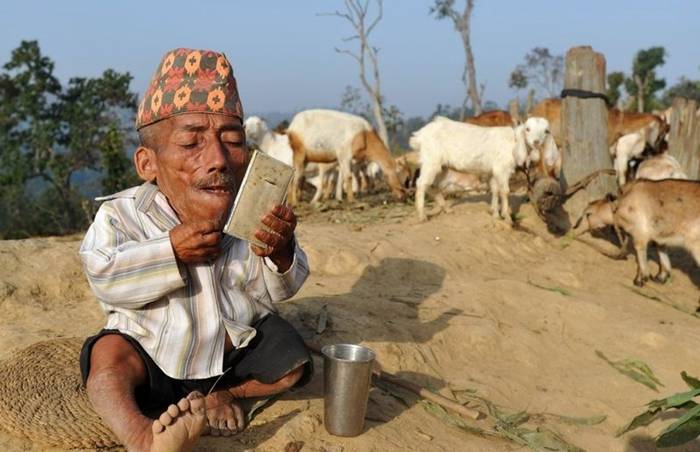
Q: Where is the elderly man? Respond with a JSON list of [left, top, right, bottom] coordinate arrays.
[[78, 48, 311, 452]]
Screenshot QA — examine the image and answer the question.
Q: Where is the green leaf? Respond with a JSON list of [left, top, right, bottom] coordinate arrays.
[[497, 409, 530, 427], [420, 400, 495, 437], [618, 386, 700, 437], [596, 350, 662, 391], [519, 428, 584, 452], [656, 404, 700, 447], [660, 387, 700, 409], [527, 280, 571, 297], [617, 409, 662, 436], [550, 414, 607, 426], [681, 371, 700, 389]]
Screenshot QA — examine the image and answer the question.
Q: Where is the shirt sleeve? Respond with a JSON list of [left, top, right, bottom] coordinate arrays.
[[259, 239, 310, 302], [79, 203, 186, 309]]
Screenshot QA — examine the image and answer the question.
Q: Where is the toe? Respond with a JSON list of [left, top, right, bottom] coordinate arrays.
[[177, 398, 190, 412], [188, 390, 204, 400], [187, 394, 206, 414], [167, 404, 179, 418], [210, 426, 221, 436], [159, 412, 173, 426], [226, 417, 239, 433], [233, 403, 245, 431], [152, 420, 165, 434]]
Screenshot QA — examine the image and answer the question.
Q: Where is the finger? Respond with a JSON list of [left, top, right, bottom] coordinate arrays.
[[194, 246, 221, 259], [250, 244, 269, 257], [255, 229, 283, 250], [193, 220, 221, 234], [261, 214, 292, 237], [272, 204, 296, 223], [200, 231, 222, 246]]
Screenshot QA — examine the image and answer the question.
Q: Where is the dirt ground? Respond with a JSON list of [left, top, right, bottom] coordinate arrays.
[[1, 191, 700, 452]]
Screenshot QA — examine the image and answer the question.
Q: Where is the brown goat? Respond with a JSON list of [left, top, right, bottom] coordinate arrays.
[[530, 98, 665, 147], [464, 110, 515, 127], [615, 179, 700, 287]]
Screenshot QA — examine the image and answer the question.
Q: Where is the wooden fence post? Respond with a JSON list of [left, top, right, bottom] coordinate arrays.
[[561, 46, 615, 222], [668, 97, 700, 178]]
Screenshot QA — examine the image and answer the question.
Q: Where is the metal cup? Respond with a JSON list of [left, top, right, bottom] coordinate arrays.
[[322, 343, 376, 437]]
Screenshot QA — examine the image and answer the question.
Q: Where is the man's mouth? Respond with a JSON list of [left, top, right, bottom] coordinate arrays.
[[199, 185, 233, 195]]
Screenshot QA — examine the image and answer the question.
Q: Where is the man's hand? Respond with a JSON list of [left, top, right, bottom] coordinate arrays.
[[251, 205, 297, 272], [170, 221, 223, 264]]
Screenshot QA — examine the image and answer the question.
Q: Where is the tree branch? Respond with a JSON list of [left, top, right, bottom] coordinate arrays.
[[334, 47, 361, 63]]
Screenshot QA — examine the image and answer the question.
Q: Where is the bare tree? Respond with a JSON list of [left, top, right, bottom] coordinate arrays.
[[510, 47, 564, 98], [321, 0, 390, 147], [431, 0, 482, 118]]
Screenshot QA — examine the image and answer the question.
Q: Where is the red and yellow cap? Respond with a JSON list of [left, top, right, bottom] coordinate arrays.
[[136, 48, 243, 130]]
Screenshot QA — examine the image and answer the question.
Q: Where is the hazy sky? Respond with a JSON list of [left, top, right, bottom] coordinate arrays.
[[1, 1, 697, 117]]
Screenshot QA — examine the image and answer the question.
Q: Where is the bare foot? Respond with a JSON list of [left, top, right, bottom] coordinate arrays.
[[150, 391, 207, 452], [204, 390, 246, 436]]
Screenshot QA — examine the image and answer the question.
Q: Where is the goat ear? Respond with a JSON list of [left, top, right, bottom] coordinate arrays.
[[513, 125, 529, 167], [543, 134, 558, 166]]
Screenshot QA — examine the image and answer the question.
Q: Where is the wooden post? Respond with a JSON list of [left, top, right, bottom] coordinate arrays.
[[668, 97, 700, 178], [508, 99, 521, 124], [561, 46, 615, 223]]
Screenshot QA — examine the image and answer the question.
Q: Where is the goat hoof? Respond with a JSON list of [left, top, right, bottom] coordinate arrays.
[[653, 273, 670, 284], [633, 277, 647, 287]]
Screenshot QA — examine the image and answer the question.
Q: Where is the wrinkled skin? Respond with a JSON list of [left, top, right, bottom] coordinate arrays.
[[134, 113, 296, 270], [85, 113, 304, 451]]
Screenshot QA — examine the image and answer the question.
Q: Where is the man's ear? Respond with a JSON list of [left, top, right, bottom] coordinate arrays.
[[134, 146, 158, 182]]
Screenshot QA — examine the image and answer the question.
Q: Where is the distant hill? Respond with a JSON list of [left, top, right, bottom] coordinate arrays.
[[248, 111, 295, 129]]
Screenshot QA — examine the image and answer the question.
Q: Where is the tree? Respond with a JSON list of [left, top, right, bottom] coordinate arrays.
[[431, 0, 482, 118], [508, 68, 528, 93], [0, 40, 137, 238], [100, 123, 139, 194], [606, 71, 626, 108], [663, 76, 700, 105], [624, 46, 666, 112], [382, 104, 404, 150], [510, 47, 563, 98], [339, 84, 370, 119], [431, 103, 464, 120], [322, 0, 391, 146]]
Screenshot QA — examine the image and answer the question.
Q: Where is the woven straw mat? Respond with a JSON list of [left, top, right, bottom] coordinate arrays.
[[0, 337, 119, 449]]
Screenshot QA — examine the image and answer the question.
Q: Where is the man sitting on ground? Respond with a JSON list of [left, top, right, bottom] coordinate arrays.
[[79, 48, 311, 452]]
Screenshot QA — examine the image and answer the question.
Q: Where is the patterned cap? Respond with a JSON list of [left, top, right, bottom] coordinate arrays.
[[136, 48, 243, 130]]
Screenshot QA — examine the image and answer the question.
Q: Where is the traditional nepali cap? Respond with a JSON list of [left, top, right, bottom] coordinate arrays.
[[136, 48, 243, 130]]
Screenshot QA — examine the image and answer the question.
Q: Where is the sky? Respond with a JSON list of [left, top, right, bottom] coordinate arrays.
[[0, 1, 698, 118]]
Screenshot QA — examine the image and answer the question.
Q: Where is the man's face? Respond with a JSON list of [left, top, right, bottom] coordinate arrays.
[[149, 113, 248, 224]]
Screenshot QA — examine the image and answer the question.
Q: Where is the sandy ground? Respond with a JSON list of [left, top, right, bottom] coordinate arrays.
[[1, 194, 700, 452]]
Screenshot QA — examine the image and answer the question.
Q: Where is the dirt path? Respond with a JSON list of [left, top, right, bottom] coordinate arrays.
[[1, 197, 699, 451]]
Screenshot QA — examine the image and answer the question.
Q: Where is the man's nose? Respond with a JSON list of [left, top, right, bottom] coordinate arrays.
[[203, 139, 229, 173]]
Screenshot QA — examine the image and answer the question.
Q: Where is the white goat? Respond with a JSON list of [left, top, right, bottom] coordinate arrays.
[[245, 116, 336, 204], [411, 116, 555, 222], [244, 116, 294, 166], [286, 109, 405, 205], [610, 120, 666, 186]]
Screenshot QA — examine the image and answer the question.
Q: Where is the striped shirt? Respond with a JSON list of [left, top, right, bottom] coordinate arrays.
[[79, 182, 309, 380]]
